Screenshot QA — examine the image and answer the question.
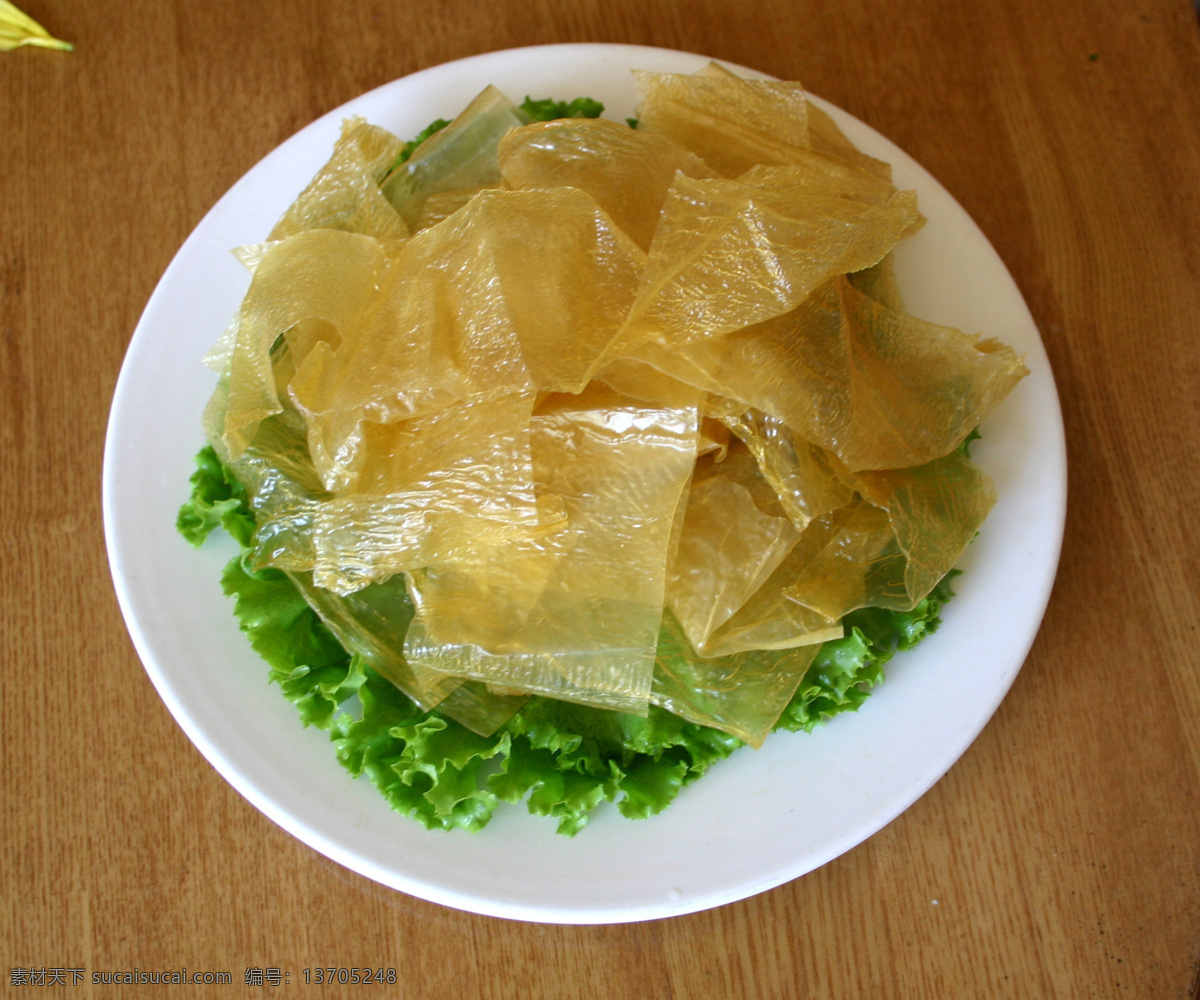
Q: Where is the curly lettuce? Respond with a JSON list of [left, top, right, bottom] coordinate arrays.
[[183, 444, 955, 835]]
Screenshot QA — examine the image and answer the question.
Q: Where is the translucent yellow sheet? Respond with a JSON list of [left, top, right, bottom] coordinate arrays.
[[691, 61, 894, 180], [651, 610, 822, 747], [286, 186, 643, 449], [379, 85, 527, 230], [712, 405, 855, 530], [665, 433, 847, 658], [632, 66, 812, 177], [202, 378, 324, 574], [839, 448, 998, 612], [498, 116, 716, 249], [269, 118, 410, 242], [286, 571, 527, 734], [631, 275, 1027, 471], [667, 458, 804, 652], [614, 172, 920, 361], [222, 228, 393, 457], [402, 386, 699, 714], [202, 66, 1027, 743]]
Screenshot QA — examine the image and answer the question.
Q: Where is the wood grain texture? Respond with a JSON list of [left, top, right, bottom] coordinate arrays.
[[3, 0, 1199, 996]]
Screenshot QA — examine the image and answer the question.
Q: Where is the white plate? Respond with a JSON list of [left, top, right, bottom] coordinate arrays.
[[103, 43, 1066, 924]]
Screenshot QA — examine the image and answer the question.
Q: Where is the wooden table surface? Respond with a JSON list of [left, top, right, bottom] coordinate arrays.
[[4, 1, 1200, 996]]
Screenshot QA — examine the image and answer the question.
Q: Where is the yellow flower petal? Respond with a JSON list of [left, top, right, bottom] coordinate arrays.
[[0, 1, 72, 52]]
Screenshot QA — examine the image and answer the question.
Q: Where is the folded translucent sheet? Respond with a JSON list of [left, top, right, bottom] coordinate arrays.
[[202, 65, 1027, 746]]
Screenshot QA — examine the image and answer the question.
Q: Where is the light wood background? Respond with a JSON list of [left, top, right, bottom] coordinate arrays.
[[4, 1, 1200, 997]]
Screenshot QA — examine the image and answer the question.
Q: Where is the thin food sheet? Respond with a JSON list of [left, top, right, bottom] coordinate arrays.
[[201, 65, 1026, 743]]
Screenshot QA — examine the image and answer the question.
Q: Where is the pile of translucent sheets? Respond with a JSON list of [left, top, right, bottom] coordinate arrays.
[[203, 64, 1027, 746]]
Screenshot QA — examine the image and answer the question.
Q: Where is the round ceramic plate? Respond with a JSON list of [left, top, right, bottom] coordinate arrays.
[[103, 43, 1066, 924]]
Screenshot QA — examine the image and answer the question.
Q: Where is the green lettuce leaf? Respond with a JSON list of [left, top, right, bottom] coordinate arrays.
[[775, 573, 956, 732], [388, 117, 451, 173], [220, 557, 361, 728], [180, 442, 960, 834], [519, 95, 605, 122], [176, 445, 256, 548]]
